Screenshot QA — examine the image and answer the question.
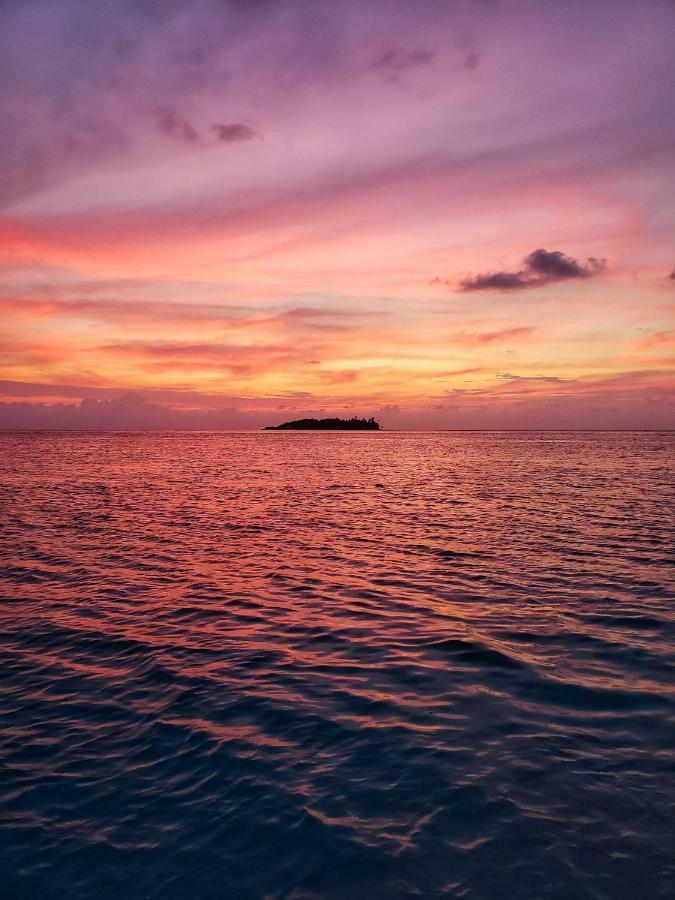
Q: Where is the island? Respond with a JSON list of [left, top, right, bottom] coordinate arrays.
[[263, 417, 381, 431]]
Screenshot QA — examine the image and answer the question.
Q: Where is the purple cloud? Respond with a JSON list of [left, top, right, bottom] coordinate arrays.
[[372, 47, 434, 83], [212, 122, 257, 143], [455, 249, 607, 293], [157, 109, 198, 142]]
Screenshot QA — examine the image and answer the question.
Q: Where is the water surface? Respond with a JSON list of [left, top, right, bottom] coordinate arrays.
[[1, 431, 674, 899]]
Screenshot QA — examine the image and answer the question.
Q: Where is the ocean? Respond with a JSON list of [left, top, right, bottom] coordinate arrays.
[[1, 431, 673, 899]]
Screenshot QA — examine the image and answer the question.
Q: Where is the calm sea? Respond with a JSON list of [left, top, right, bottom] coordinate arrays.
[[1, 431, 673, 899]]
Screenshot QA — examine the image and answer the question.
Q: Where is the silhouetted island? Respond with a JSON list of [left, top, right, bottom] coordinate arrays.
[[264, 417, 381, 431]]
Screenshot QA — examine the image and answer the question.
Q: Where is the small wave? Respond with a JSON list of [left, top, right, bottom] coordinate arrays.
[[425, 636, 527, 669], [1, 430, 673, 900]]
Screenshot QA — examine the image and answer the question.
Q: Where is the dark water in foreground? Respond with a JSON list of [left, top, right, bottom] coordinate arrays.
[[1, 431, 674, 900]]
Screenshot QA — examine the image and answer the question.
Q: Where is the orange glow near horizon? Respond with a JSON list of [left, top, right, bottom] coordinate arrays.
[[1, 1, 674, 429]]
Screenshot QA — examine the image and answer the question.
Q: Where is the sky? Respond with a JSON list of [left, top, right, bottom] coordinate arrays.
[[1, 0, 674, 430]]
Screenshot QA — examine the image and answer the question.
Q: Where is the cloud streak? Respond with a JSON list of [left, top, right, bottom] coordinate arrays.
[[448, 327, 534, 345]]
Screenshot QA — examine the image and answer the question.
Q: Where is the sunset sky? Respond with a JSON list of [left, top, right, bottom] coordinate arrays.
[[1, 0, 674, 429]]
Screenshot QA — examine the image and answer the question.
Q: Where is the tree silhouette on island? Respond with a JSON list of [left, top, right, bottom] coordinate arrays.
[[264, 417, 381, 431]]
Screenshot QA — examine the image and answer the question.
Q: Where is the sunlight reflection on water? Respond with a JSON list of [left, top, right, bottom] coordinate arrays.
[[1, 431, 674, 899]]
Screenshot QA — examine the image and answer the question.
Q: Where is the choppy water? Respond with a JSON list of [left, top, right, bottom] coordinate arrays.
[[1, 431, 674, 900]]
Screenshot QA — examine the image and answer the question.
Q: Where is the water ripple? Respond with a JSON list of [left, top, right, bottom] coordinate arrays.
[[1, 431, 674, 899]]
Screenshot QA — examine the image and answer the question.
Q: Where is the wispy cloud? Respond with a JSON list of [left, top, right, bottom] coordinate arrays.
[[636, 329, 675, 349], [372, 47, 434, 84], [433, 366, 487, 379], [157, 108, 199, 142], [496, 373, 567, 384], [448, 327, 534, 345]]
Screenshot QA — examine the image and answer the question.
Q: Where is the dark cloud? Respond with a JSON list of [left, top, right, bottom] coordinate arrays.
[[462, 272, 528, 291], [669, 268, 675, 281], [372, 47, 434, 83], [453, 248, 607, 293], [212, 122, 257, 143], [525, 248, 605, 280]]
